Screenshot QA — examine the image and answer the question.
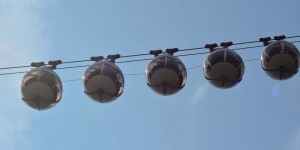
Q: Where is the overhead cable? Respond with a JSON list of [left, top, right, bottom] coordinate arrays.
[[61, 57, 261, 83], [0, 36, 299, 74]]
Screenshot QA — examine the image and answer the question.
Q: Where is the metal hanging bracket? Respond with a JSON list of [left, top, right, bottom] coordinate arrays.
[[220, 41, 233, 48], [165, 48, 179, 55], [31, 62, 45, 68], [205, 43, 218, 52], [107, 54, 121, 63], [274, 35, 286, 41], [259, 37, 272, 46], [90, 56, 104, 62], [149, 50, 163, 57], [48, 60, 62, 69]]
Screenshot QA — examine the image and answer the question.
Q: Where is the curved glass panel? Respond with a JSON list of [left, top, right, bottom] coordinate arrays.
[[146, 54, 187, 96], [261, 41, 299, 80], [21, 67, 62, 110], [83, 61, 124, 103], [203, 48, 245, 89]]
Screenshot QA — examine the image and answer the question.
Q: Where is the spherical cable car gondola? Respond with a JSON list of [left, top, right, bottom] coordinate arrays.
[[146, 49, 187, 95], [203, 43, 245, 89], [260, 36, 299, 80], [83, 55, 124, 103], [21, 61, 63, 110]]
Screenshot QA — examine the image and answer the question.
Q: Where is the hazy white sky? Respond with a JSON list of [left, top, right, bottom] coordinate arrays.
[[0, 0, 300, 150]]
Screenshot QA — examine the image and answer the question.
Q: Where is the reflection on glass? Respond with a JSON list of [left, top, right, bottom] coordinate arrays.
[[261, 41, 299, 80], [21, 67, 62, 110], [146, 54, 187, 96], [83, 61, 124, 103], [203, 48, 245, 89]]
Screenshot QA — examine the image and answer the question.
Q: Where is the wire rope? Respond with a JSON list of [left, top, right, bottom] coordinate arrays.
[[0, 38, 299, 76]]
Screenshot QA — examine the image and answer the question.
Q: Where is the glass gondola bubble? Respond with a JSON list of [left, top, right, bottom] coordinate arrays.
[[83, 55, 124, 103], [261, 40, 299, 80], [21, 66, 62, 110], [146, 50, 187, 96], [203, 48, 245, 89]]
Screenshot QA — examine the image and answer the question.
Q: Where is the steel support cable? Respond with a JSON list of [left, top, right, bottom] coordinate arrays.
[[232, 45, 264, 51], [0, 41, 298, 76], [177, 51, 210, 57], [118, 36, 300, 58], [4, 38, 299, 79], [231, 35, 300, 46], [291, 40, 300, 44], [120, 53, 150, 58], [116, 58, 153, 64], [0, 60, 91, 70], [0, 55, 263, 77], [286, 35, 300, 39], [0, 36, 299, 71], [0, 71, 28, 76], [62, 57, 261, 83], [0, 47, 206, 70], [111, 35, 300, 59], [121, 47, 209, 57], [0, 65, 31, 70], [176, 45, 266, 57], [0, 39, 299, 75], [61, 59, 91, 64], [121, 47, 208, 58], [178, 47, 206, 52], [232, 41, 259, 46], [56, 65, 91, 70]]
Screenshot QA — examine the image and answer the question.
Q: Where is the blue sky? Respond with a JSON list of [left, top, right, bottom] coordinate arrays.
[[0, 0, 300, 150]]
